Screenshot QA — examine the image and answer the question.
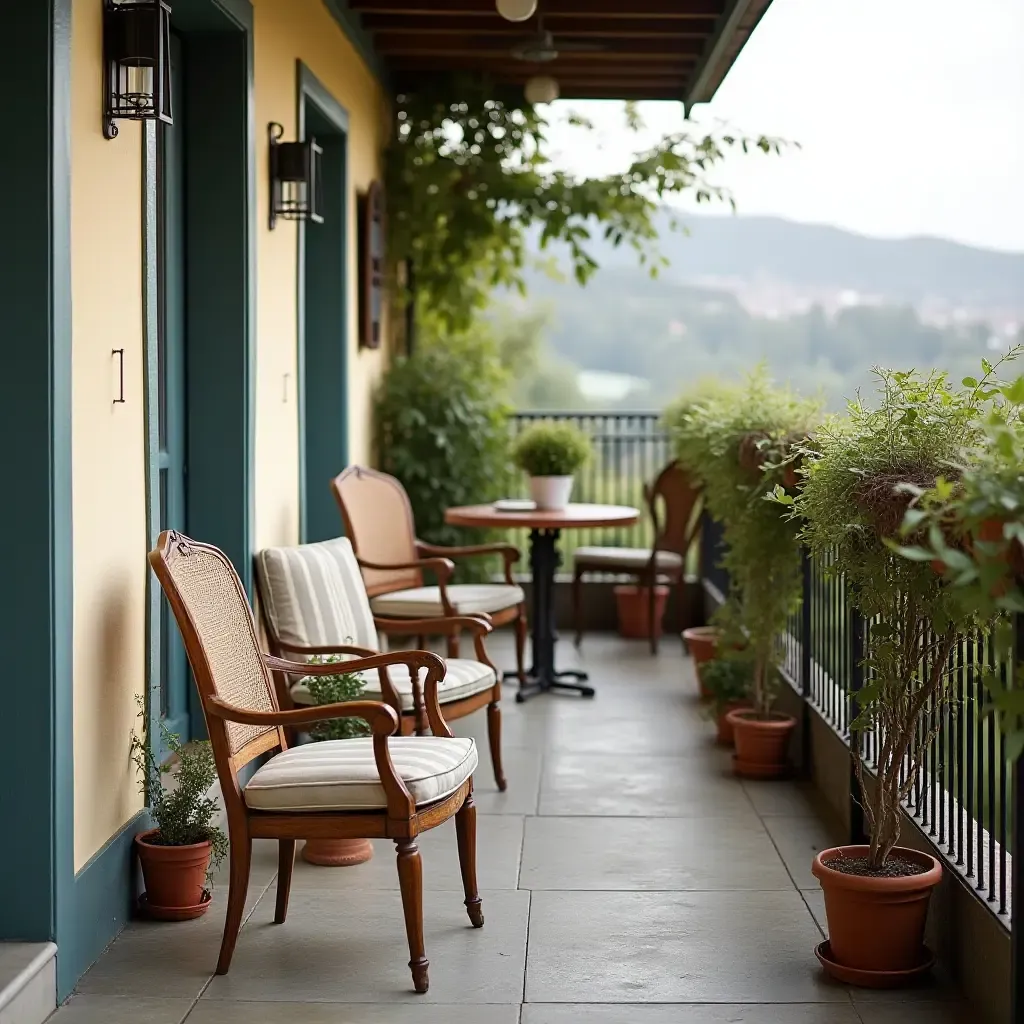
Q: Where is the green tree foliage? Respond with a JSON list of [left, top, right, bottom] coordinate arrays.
[[305, 656, 371, 742], [386, 77, 788, 332]]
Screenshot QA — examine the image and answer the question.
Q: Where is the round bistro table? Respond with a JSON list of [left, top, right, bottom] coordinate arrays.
[[444, 502, 639, 702]]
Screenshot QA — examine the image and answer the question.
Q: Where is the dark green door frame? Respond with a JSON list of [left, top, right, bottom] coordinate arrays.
[[297, 61, 350, 542], [0, 0, 75, 992]]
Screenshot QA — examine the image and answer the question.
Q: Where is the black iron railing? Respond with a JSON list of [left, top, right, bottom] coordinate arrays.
[[508, 411, 671, 566], [700, 510, 1023, 1009]]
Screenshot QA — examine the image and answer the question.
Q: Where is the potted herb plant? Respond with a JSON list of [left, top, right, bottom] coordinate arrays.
[[667, 366, 820, 777], [700, 655, 753, 746], [681, 625, 722, 698], [300, 656, 374, 866], [774, 363, 1011, 982], [131, 699, 228, 920], [511, 421, 591, 510]]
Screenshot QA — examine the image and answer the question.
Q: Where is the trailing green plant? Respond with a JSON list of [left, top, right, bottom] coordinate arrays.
[[700, 655, 753, 719], [665, 366, 821, 720], [387, 75, 790, 332], [305, 655, 371, 742], [375, 326, 513, 580], [130, 698, 228, 879], [511, 421, 591, 477], [771, 361, 1017, 868]]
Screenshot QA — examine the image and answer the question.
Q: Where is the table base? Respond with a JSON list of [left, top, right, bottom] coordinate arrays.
[[512, 668, 594, 703]]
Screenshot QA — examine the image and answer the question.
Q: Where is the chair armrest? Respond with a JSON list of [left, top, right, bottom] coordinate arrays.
[[358, 556, 455, 614], [416, 541, 520, 585], [205, 696, 416, 818], [373, 614, 493, 638], [275, 640, 381, 660]]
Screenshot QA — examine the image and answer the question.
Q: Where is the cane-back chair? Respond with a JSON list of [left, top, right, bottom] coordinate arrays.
[[572, 459, 702, 653], [255, 535, 507, 790], [149, 530, 483, 994], [331, 465, 528, 679]]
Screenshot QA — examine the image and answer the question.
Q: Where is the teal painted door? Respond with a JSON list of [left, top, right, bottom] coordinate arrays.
[[158, 32, 190, 743]]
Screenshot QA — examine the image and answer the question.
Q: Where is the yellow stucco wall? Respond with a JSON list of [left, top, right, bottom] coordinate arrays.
[[252, 0, 389, 552], [71, 0, 148, 871], [70, 0, 389, 868]]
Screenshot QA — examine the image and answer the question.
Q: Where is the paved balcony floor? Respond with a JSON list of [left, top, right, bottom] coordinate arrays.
[[53, 635, 968, 1023]]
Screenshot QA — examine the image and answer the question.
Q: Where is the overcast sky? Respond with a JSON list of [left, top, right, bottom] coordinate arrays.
[[545, 0, 1024, 253]]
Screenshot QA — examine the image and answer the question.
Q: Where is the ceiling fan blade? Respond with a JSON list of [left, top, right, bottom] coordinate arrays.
[[554, 40, 609, 52]]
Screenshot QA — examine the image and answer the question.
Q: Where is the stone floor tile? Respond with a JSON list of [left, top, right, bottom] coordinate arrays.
[[46, 996, 192, 1024], [761, 816, 844, 889], [526, 890, 848, 1004], [186, 1002, 521, 1023], [203, 889, 529, 1004], [474, 747, 544, 816], [853, 1001, 969, 1023], [522, 1005, 861, 1023], [800, 889, 827, 937], [741, 780, 837, 819], [520, 816, 792, 891], [282, 815, 524, 892], [539, 752, 757, 818]]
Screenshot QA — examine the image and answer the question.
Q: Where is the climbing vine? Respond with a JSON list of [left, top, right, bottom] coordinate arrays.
[[385, 74, 790, 332]]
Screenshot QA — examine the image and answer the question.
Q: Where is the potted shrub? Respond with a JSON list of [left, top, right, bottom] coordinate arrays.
[[681, 625, 722, 697], [774, 364, 1008, 982], [701, 655, 753, 745], [667, 366, 820, 777], [131, 700, 228, 920], [511, 421, 591, 510], [301, 656, 375, 866]]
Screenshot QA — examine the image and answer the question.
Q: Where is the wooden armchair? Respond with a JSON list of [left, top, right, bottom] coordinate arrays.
[[255, 534, 507, 790], [571, 459, 702, 653], [149, 530, 483, 994], [331, 465, 528, 681]]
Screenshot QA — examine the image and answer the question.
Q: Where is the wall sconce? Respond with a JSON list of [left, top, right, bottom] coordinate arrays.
[[102, 0, 173, 141], [268, 123, 324, 231]]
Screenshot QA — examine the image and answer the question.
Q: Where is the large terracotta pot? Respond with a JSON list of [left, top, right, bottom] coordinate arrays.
[[135, 829, 212, 920], [727, 709, 795, 778], [682, 626, 721, 698], [975, 517, 1024, 576], [614, 584, 669, 640], [715, 701, 750, 746], [812, 845, 942, 976], [302, 837, 374, 867]]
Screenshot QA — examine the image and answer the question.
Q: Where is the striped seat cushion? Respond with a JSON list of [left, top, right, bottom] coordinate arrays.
[[290, 657, 496, 710], [370, 583, 524, 618], [572, 546, 684, 571], [243, 736, 478, 811]]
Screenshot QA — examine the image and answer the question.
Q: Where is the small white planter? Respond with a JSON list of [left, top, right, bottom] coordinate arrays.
[[529, 475, 574, 511]]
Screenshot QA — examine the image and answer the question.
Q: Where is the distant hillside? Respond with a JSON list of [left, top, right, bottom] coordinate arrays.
[[527, 213, 1024, 314]]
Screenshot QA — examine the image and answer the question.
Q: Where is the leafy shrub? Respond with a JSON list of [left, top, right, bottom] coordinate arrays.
[[511, 421, 592, 477], [701, 656, 753, 717], [130, 699, 228, 875], [305, 655, 371, 742], [375, 328, 513, 579]]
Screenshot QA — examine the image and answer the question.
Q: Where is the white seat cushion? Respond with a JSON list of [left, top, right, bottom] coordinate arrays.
[[290, 657, 496, 710], [244, 736, 478, 811], [370, 583, 524, 618], [572, 546, 684, 571]]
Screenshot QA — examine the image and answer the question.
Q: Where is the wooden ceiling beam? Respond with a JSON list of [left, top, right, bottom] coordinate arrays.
[[392, 59, 694, 76], [350, 0, 722, 16], [361, 15, 716, 36], [374, 35, 704, 57]]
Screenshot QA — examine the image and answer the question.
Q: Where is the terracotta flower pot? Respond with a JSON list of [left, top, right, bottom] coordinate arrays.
[[682, 626, 721, 698], [715, 701, 750, 746], [812, 845, 942, 977], [738, 432, 769, 474], [614, 584, 669, 640], [975, 517, 1024, 577], [727, 709, 795, 778], [302, 837, 374, 867], [135, 829, 212, 920]]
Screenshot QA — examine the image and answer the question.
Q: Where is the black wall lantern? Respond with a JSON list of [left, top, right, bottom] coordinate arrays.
[[102, 0, 173, 141], [268, 123, 324, 231]]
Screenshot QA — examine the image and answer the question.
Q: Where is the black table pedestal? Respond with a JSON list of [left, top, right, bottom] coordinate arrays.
[[504, 527, 594, 703]]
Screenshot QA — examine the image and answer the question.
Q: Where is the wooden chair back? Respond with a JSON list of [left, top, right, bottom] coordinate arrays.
[[331, 465, 422, 597], [148, 531, 286, 788], [644, 459, 702, 559]]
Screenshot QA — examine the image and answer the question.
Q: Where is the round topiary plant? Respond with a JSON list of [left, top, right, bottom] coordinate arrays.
[[511, 421, 592, 478]]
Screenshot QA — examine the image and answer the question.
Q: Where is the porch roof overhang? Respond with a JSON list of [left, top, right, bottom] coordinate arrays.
[[344, 0, 773, 106]]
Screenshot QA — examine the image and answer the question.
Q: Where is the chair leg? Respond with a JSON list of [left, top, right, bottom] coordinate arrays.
[[487, 700, 507, 792], [447, 634, 461, 658], [395, 839, 429, 994], [274, 839, 295, 924], [455, 792, 484, 928], [216, 832, 252, 975], [514, 604, 528, 683], [649, 576, 659, 656], [571, 569, 584, 647]]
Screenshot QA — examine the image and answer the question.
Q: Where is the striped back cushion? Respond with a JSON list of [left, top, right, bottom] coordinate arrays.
[[255, 537, 377, 653]]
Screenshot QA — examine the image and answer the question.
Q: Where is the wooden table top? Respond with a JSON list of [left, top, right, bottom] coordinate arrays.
[[445, 502, 640, 531]]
